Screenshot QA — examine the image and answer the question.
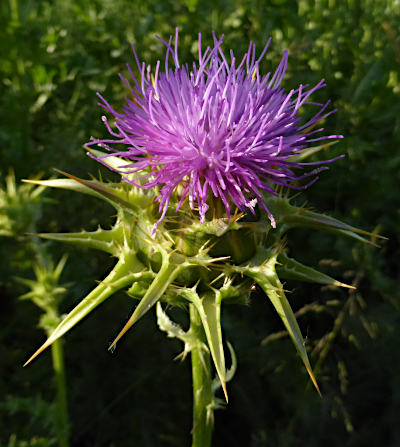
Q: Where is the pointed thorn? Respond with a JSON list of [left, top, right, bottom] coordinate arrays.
[[192, 280, 201, 291], [173, 351, 188, 362], [53, 167, 79, 179], [23, 340, 52, 367], [108, 317, 137, 351], [22, 179, 42, 185], [108, 339, 118, 352], [209, 273, 225, 286], [335, 281, 356, 290], [306, 363, 322, 397], [221, 381, 229, 403]]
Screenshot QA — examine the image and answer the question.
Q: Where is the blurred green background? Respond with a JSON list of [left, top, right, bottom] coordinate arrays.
[[1, 0, 399, 446]]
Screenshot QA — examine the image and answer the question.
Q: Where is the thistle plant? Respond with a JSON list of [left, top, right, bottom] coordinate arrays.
[[17, 255, 70, 447], [0, 172, 70, 447], [0, 170, 45, 238], [24, 32, 381, 446]]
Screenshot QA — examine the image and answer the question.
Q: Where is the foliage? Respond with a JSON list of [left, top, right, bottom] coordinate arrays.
[[1, 0, 399, 446], [1, 396, 56, 446], [0, 171, 46, 238]]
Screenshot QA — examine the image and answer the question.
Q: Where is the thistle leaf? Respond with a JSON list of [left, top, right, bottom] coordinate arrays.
[[53, 169, 139, 213], [24, 255, 144, 365], [328, 228, 378, 245], [277, 253, 355, 289], [264, 196, 384, 245], [87, 148, 132, 170], [22, 178, 101, 199], [182, 288, 228, 402], [230, 248, 320, 395], [86, 148, 140, 183], [32, 224, 125, 256], [24, 175, 144, 214], [108, 258, 184, 350], [282, 207, 383, 245], [156, 301, 189, 340], [212, 341, 237, 394], [202, 292, 227, 401], [257, 270, 320, 394], [156, 302, 208, 359]]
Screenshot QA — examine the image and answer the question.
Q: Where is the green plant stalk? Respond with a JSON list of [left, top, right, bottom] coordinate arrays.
[[50, 338, 69, 447], [190, 304, 213, 447]]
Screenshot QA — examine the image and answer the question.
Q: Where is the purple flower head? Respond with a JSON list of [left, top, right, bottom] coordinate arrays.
[[88, 30, 343, 231]]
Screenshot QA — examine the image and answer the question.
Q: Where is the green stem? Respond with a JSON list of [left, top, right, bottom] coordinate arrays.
[[50, 338, 69, 447], [190, 304, 213, 447]]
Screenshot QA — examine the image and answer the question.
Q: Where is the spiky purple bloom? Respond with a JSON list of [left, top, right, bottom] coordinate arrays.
[[89, 31, 342, 230]]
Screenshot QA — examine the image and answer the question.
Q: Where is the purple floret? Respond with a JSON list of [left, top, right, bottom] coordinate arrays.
[[88, 30, 343, 231]]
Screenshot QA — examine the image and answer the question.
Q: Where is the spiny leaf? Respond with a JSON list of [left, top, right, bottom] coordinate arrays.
[[277, 253, 355, 289], [30, 224, 125, 255], [23, 178, 102, 199], [202, 292, 227, 401], [231, 248, 320, 395], [264, 196, 385, 244], [109, 258, 184, 350], [87, 149, 156, 211], [212, 341, 237, 394], [182, 288, 228, 402], [257, 269, 320, 394], [53, 169, 139, 213], [156, 302, 208, 359], [156, 301, 188, 339], [86, 148, 140, 183], [328, 228, 379, 246], [24, 255, 144, 365], [283, 207, 384, 244]]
